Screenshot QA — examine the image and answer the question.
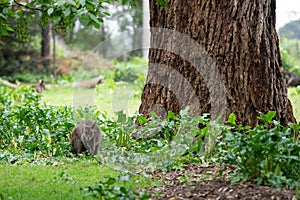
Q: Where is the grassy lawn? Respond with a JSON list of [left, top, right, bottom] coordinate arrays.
[[0, 160, 157, 200], [42, 84, 300, 122], [0, 161, 105, 199], [42, 82, 142, 118]]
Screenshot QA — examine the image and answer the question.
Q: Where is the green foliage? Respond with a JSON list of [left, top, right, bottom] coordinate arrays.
[[155, 0, 169, 9], [1, 81, 299, 193], [66, 26, 107, 51], [113, 58, 147, 84], [0, 32, 42, 77], [96, 107, 216, 172], [0, 85, 76, 163], [114, 65, 138, 83], [81, 175, 150, 199], [3, 72, 54, 84], [0, 8, 14, 36], [279, 19, 300, 40], [0, 0, 110, 38], [280, 38, 300, 77], [215, 112, 300, 190], [297, 85, 300, 94], [0, 0, 169, 39]]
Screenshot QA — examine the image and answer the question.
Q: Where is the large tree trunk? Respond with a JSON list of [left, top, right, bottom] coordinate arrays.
[[138, 0, 296, 126]]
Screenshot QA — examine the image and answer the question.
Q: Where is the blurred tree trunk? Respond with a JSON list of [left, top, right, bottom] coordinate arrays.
[[99, 24, 108, 57], [41, 24, 50, 57], [132, 0, 143, 57], [138, 0, 296, 126]]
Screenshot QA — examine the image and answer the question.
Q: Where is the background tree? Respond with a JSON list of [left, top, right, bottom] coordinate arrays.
[[279, 19, 300, 40], [138, 0, 296, 126], [41, 24, 51, 57], [0, 0, 112, 79], [0, 0, 144, 76]]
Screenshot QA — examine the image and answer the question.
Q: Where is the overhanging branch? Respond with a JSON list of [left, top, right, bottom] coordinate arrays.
[[13, 0, 42, 12]]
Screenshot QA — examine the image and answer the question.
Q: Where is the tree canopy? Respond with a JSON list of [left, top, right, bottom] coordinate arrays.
[[0, 0, 169, 39]]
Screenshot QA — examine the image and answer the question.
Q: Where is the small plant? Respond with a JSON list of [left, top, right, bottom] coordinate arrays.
[[81, 176, 150, 200], [113, 58, 147, 84], [114, 65, 138, 83], [215, 111, 300, 190]]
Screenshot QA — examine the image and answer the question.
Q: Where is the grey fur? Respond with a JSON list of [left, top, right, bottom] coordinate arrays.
[[70, 120, 102, 155]]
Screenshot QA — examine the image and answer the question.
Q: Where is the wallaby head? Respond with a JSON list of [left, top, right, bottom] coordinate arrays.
[[82, 122, 96, 141], [32, 80, 46, 93]]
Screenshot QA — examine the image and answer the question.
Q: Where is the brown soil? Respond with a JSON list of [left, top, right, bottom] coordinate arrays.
[[145, 164, 298, 200]]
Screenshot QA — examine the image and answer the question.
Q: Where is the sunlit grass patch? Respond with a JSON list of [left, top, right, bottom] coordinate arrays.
[[288, 87, 300, 122]]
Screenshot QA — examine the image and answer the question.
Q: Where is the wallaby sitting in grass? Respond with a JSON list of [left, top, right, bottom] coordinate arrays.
[[32, 80, 46, 93], [70, 120, 102, 155]]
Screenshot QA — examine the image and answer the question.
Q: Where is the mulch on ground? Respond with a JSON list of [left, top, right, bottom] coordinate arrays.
[[145, 164, 297, 200]]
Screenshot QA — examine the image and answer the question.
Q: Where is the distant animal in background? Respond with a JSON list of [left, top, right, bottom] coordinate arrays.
[[70, 120, 102, 155], [32, 80, 46, 93]]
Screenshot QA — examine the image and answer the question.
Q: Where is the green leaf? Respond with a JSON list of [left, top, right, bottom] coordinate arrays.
[[80, 0, 86, 6], [224, 133, 235, 141], [156, 0, 169, 9], [103, 11, 110, 16], [85, 2, 93, 10], [258, 111, 276, 123], [106, 177, 116, 185], [67, 0, 77, 7], [256, 176, 263, 185], [0, 13, 6, 19], [47, 8, 54, 16], [167, 110, 176, 121], [116, 111, 127, 123], [93, 22, 100, 29], [0, 29, 9, 36], [3, 7, 10, 15], [179, 106, 190, 116], [53, 17, 61, 25], [88, 13, 99, 23], [227, 113, 236, 126], [137, 115, 148, 125], [231, 175, 242, 184], [120, 186, 127, 194], [79, 18, 88, 27], [5, 26, 14, 32], [64, 7, 71, 17]]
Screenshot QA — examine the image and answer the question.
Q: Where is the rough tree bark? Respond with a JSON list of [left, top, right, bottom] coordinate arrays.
[[138, 0, 296, 126]]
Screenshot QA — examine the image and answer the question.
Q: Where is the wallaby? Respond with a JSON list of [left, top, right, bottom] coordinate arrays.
[[70, 120, 102, 155], [32, 80, 46, 93]]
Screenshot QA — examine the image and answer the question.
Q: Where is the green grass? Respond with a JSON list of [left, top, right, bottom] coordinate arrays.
[[0, 161, 108, 199], [288, 87, 300, 122], [42, 85, 300, 121], [42, 82, 142, 118], [0, 160, 158, 200]]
